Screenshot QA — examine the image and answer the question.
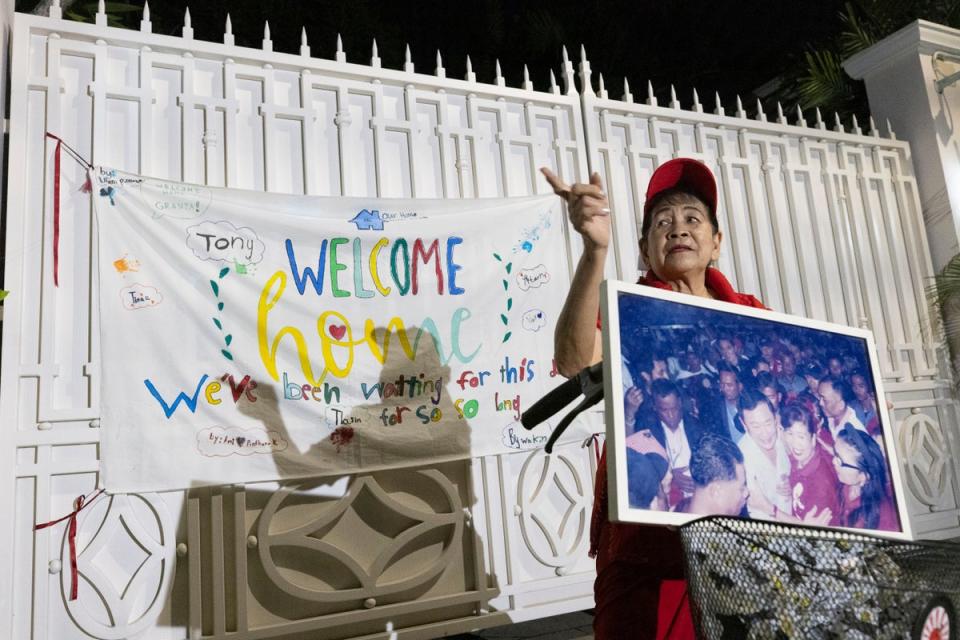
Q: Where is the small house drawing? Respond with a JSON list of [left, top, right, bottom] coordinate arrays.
[[349, 209, 384, 230]]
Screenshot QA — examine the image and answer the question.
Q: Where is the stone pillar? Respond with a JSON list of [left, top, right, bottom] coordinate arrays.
[[845, 20, 960, 273]]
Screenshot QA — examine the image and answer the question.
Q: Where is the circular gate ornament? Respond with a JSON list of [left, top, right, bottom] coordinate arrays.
[[62, 493, 177, 639]]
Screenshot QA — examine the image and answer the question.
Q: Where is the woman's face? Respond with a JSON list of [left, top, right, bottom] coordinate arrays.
[[641, 194, 721, 283], [783, 421, 816, 466], [833, 439, 866, 487]]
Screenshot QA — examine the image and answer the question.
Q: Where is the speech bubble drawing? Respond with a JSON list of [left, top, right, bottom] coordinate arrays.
[[522, 309, 547, 331], [516, 264, 551, 291], [137, 178, 213, 220], [196, 426, 289, 457], [501, 422, 550, 451], [120, 283, 163, 310], [186, 220, 266, 266]]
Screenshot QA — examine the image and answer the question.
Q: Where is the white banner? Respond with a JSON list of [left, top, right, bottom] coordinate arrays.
[[93, 168, 579, 492]]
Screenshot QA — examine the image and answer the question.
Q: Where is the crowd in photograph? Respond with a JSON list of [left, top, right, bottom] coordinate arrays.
[[621, 321, 900, 532]]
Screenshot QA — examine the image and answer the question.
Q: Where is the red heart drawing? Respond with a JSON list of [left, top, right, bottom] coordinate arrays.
[[329, 325, 347, 340]]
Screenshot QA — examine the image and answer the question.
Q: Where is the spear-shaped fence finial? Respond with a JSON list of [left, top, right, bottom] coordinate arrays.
[[465, 55, 476, 82], [755, 98, 767, 122], [262, 21, 272, 52], [714, 92, 725, 116], [140, 1, 152, 32], [182, 7, 193, 39], [299, 27, 310, 57]]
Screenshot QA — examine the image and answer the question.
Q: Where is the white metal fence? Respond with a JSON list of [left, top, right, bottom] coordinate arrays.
[[2, 6, 959, 639]]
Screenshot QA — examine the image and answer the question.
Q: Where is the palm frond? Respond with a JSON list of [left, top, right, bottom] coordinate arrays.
[[839, 3, 876, 59], [927, 253, 960, 312], [797, 50, 852, 111]]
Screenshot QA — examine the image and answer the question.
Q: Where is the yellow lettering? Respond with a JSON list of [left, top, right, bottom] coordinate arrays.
[[257, 271, 327, 386], [257, 273, 474, 383], [205, 381, 222, 405], [370, 237, 391, 296]]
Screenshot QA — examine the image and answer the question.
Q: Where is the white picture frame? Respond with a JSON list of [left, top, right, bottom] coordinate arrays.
[[600, 279, 913, 540]]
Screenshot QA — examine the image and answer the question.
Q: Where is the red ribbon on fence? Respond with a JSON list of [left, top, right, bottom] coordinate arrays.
[[34, 488, 105, 600], [45, 132, 63, 287], [582, 432, 604, 465], [44, 132, 93, 287]]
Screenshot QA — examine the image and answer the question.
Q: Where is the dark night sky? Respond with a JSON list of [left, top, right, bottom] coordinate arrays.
[[23, 1, 848, 109]]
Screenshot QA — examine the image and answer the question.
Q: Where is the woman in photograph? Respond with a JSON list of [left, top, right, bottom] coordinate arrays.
[[780, 401, 840, 526], [542, 158, 764, 639], [834, 425, 900, 531]]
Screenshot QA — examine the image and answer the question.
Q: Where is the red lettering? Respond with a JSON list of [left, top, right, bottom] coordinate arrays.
[[221, 374, 253, 403], [412, 238, 443, 295]]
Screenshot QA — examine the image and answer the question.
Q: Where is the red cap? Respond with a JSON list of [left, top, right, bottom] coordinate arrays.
[[642, 158, 718, 229]]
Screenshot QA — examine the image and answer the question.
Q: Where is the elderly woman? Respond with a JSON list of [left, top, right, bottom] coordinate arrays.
[[542, 158, 764, 640]]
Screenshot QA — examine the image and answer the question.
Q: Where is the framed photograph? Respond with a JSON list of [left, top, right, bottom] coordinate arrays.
[[600, 279, 912, 539]]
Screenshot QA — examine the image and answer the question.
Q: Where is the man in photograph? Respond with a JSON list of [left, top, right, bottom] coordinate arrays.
[[717, 363, 744, 443], [759, 338, 782, 374], [716, 335, 746, 373], [818, 375, 868, 440], [756, 372, 784, 417], [737, 389, 792, 520], [641, 379, 714, 505], [675, 434, 749, 516], [676, 348, 714, 388], [777, 352, 807, 396]]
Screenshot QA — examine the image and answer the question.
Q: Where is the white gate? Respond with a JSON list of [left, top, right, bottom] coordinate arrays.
[[2, 5, 960, 640]]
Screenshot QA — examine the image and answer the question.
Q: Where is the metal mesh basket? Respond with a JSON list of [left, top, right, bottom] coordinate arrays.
[[678, 516, 960, 639]]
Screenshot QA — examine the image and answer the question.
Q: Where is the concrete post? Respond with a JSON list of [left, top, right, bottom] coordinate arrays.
[[846, 21, 960, 273]]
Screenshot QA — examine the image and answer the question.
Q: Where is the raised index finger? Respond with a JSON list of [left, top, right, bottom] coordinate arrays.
[[540, 167, 571, 198]]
